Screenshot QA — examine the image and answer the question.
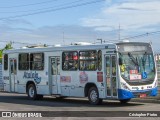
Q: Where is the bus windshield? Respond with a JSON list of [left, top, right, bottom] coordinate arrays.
[[117, 43, 155, 85]]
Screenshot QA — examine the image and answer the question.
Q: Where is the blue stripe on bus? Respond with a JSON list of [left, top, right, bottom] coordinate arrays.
[[118, 89, 134, 100], [118, 87, 158, 100], [150, 87, 158, 96]]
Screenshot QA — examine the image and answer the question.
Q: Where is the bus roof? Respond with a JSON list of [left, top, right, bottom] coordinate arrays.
[[3, 43, 116, 54], [3, 41, 150, 54]]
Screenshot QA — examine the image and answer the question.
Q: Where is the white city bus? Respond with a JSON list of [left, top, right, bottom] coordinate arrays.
[[2, 42, 158, 104]]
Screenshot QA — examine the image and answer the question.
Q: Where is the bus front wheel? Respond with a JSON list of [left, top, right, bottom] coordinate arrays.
[[120, 99, 131, 104], [88, 87, 102, 105]]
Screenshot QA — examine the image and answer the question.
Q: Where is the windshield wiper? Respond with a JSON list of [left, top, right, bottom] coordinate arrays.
[[128, 52, 139, 66]]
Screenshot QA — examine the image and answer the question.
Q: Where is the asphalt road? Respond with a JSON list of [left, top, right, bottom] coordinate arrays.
[[0, 92, 160, 120]]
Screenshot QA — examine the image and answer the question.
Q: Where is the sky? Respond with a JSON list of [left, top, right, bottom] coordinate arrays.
[[0, 0, 160, 52]]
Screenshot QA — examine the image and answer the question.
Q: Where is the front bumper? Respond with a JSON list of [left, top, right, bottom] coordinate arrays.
[[118, 87, 158, 100]]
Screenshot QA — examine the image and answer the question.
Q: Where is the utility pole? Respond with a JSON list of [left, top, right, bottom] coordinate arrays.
[[97, 39, 103, 44], [63, 32, 65, 45]]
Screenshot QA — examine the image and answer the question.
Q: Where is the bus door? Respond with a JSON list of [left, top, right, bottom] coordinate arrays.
[[9, 58, 17, 92], [105, 55, 118, 98], [49, 56, 60, 94]]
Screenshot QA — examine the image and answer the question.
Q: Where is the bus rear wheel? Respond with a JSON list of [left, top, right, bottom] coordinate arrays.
[[27, 84, 38, 100], [88, 87, 102, 105]]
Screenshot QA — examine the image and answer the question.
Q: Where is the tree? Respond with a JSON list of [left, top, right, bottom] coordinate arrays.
[[0, 42, 13, 63], [4, 42, 13, 50]]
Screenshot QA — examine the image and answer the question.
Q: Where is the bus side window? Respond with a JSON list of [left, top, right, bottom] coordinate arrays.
[[98, 50, 102, 71], [30, 53, 44, 70], [112, 56, 116, 76], [79, 50, 97, 71], [62, 51, 78, 71], [4, 54, 8, 70], [10, 59, 17, 74], [10, 60, 14, 73], [106, 56, 110, 76], [51, 58, 56, 75], [19, 53, 29, 70]]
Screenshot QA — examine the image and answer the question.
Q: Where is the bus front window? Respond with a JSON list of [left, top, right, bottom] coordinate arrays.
[[119, 51, 155, 85]]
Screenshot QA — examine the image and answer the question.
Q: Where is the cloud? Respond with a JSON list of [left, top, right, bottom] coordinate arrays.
[[80, 0, 160, 51], [1, 0, 160, 51], [81, 0, 160, 33]]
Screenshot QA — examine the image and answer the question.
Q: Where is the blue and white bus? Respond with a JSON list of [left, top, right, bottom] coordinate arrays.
[[2, 41, 158, 104]]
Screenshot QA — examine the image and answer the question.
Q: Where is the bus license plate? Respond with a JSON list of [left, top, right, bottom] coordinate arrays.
[[140, 94, 146, 98]]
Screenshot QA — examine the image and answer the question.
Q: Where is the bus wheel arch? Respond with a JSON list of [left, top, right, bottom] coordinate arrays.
[[84, 83, 96, 97], [84, 83, 102, 105], [26, 81, 43, 100], [119, 99, 131, 104]]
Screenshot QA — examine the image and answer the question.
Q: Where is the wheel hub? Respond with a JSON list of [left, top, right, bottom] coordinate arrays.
[[29, 87, 34, 98], [90, 90, 97, 102]]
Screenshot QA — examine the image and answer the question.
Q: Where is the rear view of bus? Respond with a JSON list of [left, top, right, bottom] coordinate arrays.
[[117, 42, 158, 103]]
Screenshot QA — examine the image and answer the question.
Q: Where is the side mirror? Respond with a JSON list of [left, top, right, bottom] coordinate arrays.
[[119, 58, 122, 65]]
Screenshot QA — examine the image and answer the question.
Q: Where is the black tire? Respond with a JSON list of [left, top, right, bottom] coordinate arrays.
[[37, 95, 43, 100], [88, 87, 102, 105], [27, 84, 38, 100], [120, 99, 131, 104], [56, 96, 67, 100]]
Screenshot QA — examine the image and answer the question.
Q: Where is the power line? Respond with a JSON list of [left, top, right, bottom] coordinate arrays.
[[0, 0, 84, 14], [103, 31, 160, 42], [120, 31, 160, 41], [0, 0, 105, 20], [0, 0, 58, 9]]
